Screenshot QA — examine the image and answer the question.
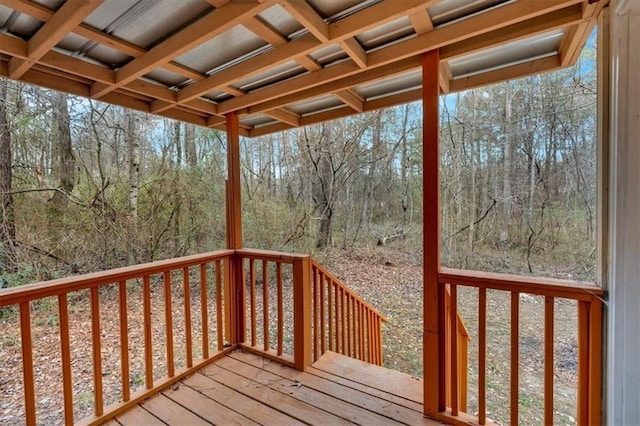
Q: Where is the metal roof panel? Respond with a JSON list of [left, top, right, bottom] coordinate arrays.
[[449, 29, 565, 79], [174, 25, 268, 75]]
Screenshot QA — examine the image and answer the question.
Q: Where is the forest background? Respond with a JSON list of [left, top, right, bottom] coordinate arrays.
[[0, 40, 596, 285]]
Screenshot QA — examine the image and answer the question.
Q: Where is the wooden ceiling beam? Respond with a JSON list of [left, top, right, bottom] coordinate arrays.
[[263, 108, 301, 127], [408, 8, 434, 34], [245, 57, 422, 116], [243, 16, 288, 46], [218, 60, 361, 114], [219, 1, 587, 116], [91, 0, 276, 98], [340, 38, 367, 68], [330, 0, 438, 40], [280, 0, 329, 42], [449, 55, 562, 92], [334, 89, 364, 112], [177, 33, 321, 103], [8, 0, 103, 79], [206, 0, 231, 8], [175, 0, 438, 104], [440, 4, 585, 61], [439, 63, 451, 94], [296, 55, 322, 72], [367, 0, 584, 68], [3, 0, 208, 84], [559, 1, 605, 66]]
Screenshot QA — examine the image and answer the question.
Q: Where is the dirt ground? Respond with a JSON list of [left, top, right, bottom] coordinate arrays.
[[0, 245, 580, 425]]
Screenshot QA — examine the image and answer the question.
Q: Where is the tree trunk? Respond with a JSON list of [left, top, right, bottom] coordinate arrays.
[[184, 123, 197, 168], [126, 110, 140, 222], [314, 123, 333, 249], [0, 79, 16, 273], [501, 82, 514, 244], [48, 91, 75, 224]]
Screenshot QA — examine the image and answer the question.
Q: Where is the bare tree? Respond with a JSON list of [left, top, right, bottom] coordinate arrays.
[[0, 79, 16, 272]]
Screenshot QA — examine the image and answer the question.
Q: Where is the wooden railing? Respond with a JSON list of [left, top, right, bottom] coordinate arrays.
[[436, 268, 604, 426], [235, 249, 387, 369], [444, 286, 470, 413], [311, 260, 387, 366], [0, 250, 235, 426]]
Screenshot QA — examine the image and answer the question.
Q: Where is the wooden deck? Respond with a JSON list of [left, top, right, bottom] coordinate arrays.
[[106, 350, 442, 425]]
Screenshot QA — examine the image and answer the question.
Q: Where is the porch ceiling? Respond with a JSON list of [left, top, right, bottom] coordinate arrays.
[[0, 0, 606, 137]]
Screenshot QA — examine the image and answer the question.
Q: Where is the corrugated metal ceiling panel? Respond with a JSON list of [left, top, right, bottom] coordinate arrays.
[[449, 29, 565, 78], [0, 9, 41, 38], [356, 16, 414, 50], [234, 60, 306, 93], [241, 114, 277, 127], [107, 0, 211, 49], [288, 94, 343, 116], [258, 4, 302, 38], [143, 69, 187, 89], [355, 69, 422, 100], [307, 0, 371, 19], [309, 44, 348, 66], [174, 25, 268, 75], [429, 0, 509, 26]]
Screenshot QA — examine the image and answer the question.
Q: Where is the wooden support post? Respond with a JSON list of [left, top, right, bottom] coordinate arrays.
[[293, 256, 312, 370], [226, 112, 242, 249], [423, 49, 442, 416], [225, 112, 245, 344]]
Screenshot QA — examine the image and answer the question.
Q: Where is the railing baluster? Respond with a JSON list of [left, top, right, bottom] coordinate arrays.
[[510, 292, 520, 426], [368, 308, 373, 364], [378, 316, 383, 365], [163, 271, 175, 377], [183, 267, 193, 368], [544, 296, 555, 425], [118, 280, 130, 402], [276, 262, 283, 356], [216, 261, 223, 351], [478, 287, 487, 425], [335, 282, 340, 353], [320, 271, 325, 354], [19, 302, 36, 426], [263, 260, 269, 351], [450, 284, 459, 416], [90, 286, 103, 416], [577, 300, 589, 425], [250, 259, 256, 347], [588, 298, 603, 425], [328, 277, 333, 352], [58, 294, 73, 425], [346, 293, 351, 358], [312, 266, 318, 361], [200, 263, 209, 357], [143, 275, 153, 388], [340, 287, 346, 355], [359, 301, 365, 361]]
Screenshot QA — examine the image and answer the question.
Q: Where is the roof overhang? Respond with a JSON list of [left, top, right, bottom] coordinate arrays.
[[0, 0, 606, 137]]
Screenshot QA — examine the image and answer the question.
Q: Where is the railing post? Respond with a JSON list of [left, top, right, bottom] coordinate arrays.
[[293, 255, 312, 370]]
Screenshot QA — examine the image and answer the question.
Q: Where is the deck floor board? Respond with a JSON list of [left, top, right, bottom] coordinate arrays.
[[113, 350, 443, 425]]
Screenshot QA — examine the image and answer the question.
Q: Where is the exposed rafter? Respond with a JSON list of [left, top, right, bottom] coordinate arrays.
[[0, 0, 604, 136], [8, 0, 103, 79]]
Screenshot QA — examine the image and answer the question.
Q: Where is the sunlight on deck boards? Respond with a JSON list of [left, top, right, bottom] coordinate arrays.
[[109, 350, 442, 425]]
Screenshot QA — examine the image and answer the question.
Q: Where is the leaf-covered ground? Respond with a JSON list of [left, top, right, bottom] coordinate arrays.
[[1, 245, 580, 425]]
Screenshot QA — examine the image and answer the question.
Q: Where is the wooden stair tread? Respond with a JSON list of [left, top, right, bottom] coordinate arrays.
[[312, 350, 424, 404]]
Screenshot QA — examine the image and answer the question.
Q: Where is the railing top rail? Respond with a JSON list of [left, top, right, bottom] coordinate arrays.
[[439, 267, 604, 301], [311, 260, 388, 322], [236, 248, 309, 264], [0, 249, 234, 307]]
